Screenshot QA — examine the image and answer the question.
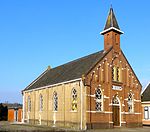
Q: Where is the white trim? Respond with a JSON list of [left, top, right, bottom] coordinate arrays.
[[121, 121, 126, 123], [25, 69, 48, 90], [142, 119, 150, 121], [122, 104, 125, 107], [124, 98, 128, 101], [142, 101, 150, 104], [86, 94, 95, 97], [25, 78, 81, 93], [86, 111, 112, 114], [27, 113, 29, 123], [86, 111, 96, 113], [134, 113, 142, 115], [141, 82, 150, 94], [53, 112, 56, 125], [39, 114, 41, 125], [109, 103, 113, 106], [70, 110, 77, 113], [52, 111, 58, 113], [134, 99, 141, 102], [104, 95, 109, 99], [80, 80, 83, 130], [121, 112, 141, 115], [104, 111, 113, 114], [100, 27, 124, 34]]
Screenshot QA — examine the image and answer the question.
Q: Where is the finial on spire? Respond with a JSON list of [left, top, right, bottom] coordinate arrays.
[[111, 4, 112, 9]]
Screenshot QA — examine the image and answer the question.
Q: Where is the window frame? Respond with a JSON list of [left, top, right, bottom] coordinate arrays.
[[144, 106, 149, 120], [53, 91, 58, 112], [39, 94, 43, 112], [112, 66, 121, 82], [27, 96, 31, 112], [127, 93, 134, 113], [95, 87, 103, 111], [71, 88, 77, 111]]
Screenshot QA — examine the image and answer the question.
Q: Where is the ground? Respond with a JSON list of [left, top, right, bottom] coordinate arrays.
[[0, 122, 150, 132]]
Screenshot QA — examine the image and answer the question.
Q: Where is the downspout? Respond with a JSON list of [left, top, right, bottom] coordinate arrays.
[[22, 92, 25, 123], [80, 80, 83, 130], [83, 74, 93, 129], [47, 88, 49, 126]]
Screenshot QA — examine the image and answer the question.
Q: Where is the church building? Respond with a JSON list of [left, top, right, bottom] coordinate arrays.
[[22, 7, 142, 130]]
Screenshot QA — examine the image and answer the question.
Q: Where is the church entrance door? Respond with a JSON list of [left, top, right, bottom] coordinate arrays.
[[112, 95, 120, 126], [112, 105, 120, 126]]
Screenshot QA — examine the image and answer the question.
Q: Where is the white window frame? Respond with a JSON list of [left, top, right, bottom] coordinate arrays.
[[128, 93, 134, 113], [144, 106, 149, 120], [95, 87, 103, 111], [28, 96, 31, 112], [71, 88, 77, 111], [53, 91, 58, 111], [39, 94, 43, 112]]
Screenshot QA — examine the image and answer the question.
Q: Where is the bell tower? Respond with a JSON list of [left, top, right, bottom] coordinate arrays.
[[100, 7, 124, 52]]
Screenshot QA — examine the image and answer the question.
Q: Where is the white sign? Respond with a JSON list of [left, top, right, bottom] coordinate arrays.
[[112, 85, 122, 90]]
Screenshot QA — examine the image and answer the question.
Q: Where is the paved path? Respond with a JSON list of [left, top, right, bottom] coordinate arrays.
[[0, 121, 150, 132]]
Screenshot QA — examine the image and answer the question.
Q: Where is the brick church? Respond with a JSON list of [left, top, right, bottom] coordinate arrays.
[[22, 7, 142, 129]]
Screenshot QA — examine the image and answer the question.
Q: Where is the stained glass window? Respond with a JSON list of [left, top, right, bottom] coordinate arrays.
[[39, 94, 43, 111], [71, 88, 77, 111], [128, 93, 134, 112], [95, 88, 103, 111], [53, 91, 58, 111], [28, 96, 31, 112], [112, 66, 121, 82]]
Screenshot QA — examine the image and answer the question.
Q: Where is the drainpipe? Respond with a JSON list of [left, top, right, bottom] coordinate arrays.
[[22, 92, 25, 123], [80, 80, 83, 130], [83, 74, 93, 129]]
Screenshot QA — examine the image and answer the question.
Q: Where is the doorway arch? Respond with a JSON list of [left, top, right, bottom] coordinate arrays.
[[112, 95, 121, 126]]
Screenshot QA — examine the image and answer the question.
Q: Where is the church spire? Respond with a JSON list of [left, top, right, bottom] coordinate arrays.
[[100, 7, 123, 35], [100, 7, 124, 52]]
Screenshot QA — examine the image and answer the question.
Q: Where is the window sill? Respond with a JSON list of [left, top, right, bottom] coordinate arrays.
[[95, 111, 104, 113], [70, 110, 78, 113], [52, 111, 58, 113], [112, 81, 123, 86], [144, 119, 150, 120], [125, 112, 135, 114]]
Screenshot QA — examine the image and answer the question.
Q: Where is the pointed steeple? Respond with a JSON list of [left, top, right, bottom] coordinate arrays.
[[100, 7, 124, 52], [101, 7, 123, 35]]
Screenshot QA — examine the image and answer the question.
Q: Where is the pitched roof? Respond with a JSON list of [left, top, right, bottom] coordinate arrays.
[[100, 7, 123, 35], [142, 83, 150, 102], [3, 103, 22, 109], [24, 50, 108, 91], [104, 7, 120, 30]]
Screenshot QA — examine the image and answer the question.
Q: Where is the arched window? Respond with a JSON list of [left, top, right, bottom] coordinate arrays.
[[71, 88, 77, 111], [112, 96, 120, 105], [39, 94, 43, 111], [53, 91, 58, 111], [128, 93, 134, 112], [95, 87, 103, 111], [112, 66, 121, 82], [27, 96, 31, 112]]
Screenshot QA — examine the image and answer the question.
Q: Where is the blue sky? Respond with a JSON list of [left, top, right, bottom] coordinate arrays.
[[0, 0, 150, 103]]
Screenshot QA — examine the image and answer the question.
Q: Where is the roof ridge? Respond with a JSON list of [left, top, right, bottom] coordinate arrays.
[[23, 50, 105, 91]]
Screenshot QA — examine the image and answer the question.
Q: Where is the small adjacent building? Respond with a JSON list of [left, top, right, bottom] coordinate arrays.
[[141, 83, 150, 125], [7, 103, 22, 122], [22, 7, 142, 129]]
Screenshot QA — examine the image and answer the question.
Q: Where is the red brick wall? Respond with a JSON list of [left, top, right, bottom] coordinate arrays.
[[85, 46, 142, 128]]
